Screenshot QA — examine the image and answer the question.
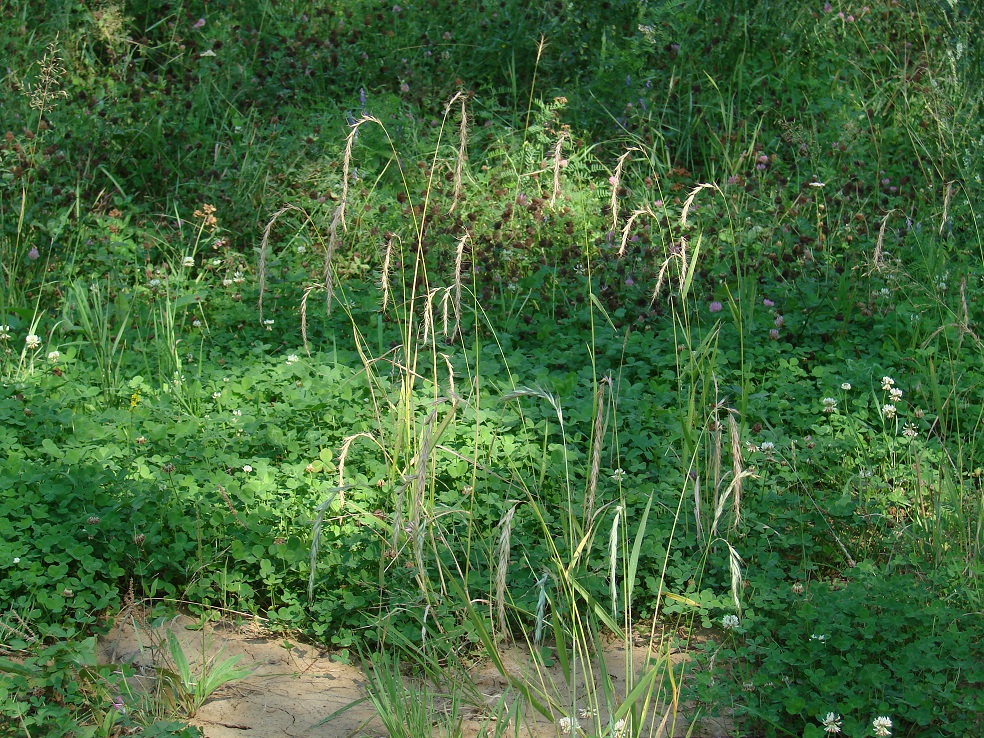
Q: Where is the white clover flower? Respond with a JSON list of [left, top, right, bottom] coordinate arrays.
[[577, 707, 597, 719], [809, 180, 825, 187], [149, 278, 162, 287], [263, 319, 274, 330], [902, 423, 918, 438], [232, 409, 242, 416], [760, 441, 775, 452], [242, 464, 253, 473], [0, 325, 10, 340], [222, 278, 233, 287], [611, 718, 626, 738], [610, 468, 626, 482], [212, 391, 221, 399], [557, 716, 580, 734], [212, 258, 222, 266], [722, 614, 740, 630], [881, 376, 895, 391], [822, 712, 842, 734], [889, 387, 902, 400], [296, 245, 307, 254], [286, 354, 299, 365], [882, 404, 897, 419], [233, 271, 245, 284], [25, 334, 41, 350], [13, 557, 20, 564], [810, 633, 828, 642], [872, 716, 892, 737], [47, 350, 60, 362], [182, 256, 195, 267], [822, 397, 837, 413], [840, 382, 851, 391]]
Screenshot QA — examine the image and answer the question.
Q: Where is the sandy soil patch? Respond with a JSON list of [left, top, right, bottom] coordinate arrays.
[[98, 614, 732, 738]]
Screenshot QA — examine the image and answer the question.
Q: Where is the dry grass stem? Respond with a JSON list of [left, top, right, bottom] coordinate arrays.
[[680, 183, 718, 227], [26, 39, 69, 113], [725, 541, 744, 613], [712, 469, 756, 538], [619, 205, 654, 256], [445, 92, 468, 211], [609, 505, 623, 615], [421, 288, 439, 345], [728, 412, 744, 529], [0, 610, 38, 645], [550, 129, 569, 207], [453, 231, 468, 339], [495, 503, 519, 641], [440, 286, 451, 339], [610, 148, 639, 233], [693, 474, 703, 542], [338, 432, 382, 504], [650, 235, 693, 305], [651, 255, 673, 305], [340, 115, 382, 232], [300, 284, 317, 356], [502, 386, 565, 428], [439, 353, 456, 397], [217, 485, 246, 528], [381, 234, 398, 312], [871, 208, 898, 272], [324, 203, 344, 314], [941, 180, 953, 234], [258, 205, 298, 323], [711, 413, 722, 516], [585, 376, 612, 521]]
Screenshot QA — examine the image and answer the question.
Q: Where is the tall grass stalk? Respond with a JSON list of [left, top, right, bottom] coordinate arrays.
[[67, 280, 131, 403]]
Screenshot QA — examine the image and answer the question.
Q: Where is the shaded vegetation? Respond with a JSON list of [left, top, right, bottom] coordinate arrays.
[[1, 1, 984, 736]]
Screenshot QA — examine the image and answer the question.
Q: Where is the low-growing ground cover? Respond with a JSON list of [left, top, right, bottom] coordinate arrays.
[[2, 1, 984, 737]]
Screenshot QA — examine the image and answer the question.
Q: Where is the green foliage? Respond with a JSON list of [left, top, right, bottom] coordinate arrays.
[[0, 637, 200, 738], [691, 567, 984, 738], [157, 629, 252, 718], [1, 0, 984, 735]]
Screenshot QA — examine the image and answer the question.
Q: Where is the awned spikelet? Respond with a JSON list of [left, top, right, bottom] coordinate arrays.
[[495, 503, 519, 641]]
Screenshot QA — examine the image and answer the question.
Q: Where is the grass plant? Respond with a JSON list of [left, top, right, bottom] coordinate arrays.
[[2, 2, 984, 737]]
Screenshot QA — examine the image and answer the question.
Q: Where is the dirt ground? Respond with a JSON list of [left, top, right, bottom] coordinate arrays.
[[98, 613, 733, 738]]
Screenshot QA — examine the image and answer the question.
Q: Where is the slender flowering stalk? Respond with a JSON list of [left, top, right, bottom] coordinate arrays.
[[609, 148, 638, 233], [550, 128, 569, 207]]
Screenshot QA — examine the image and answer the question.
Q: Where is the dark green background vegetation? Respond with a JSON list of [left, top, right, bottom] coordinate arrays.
[[1, 1, 983, 736]]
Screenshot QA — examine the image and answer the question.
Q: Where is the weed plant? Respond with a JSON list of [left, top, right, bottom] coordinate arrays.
[[1, 2, 984, 737]]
